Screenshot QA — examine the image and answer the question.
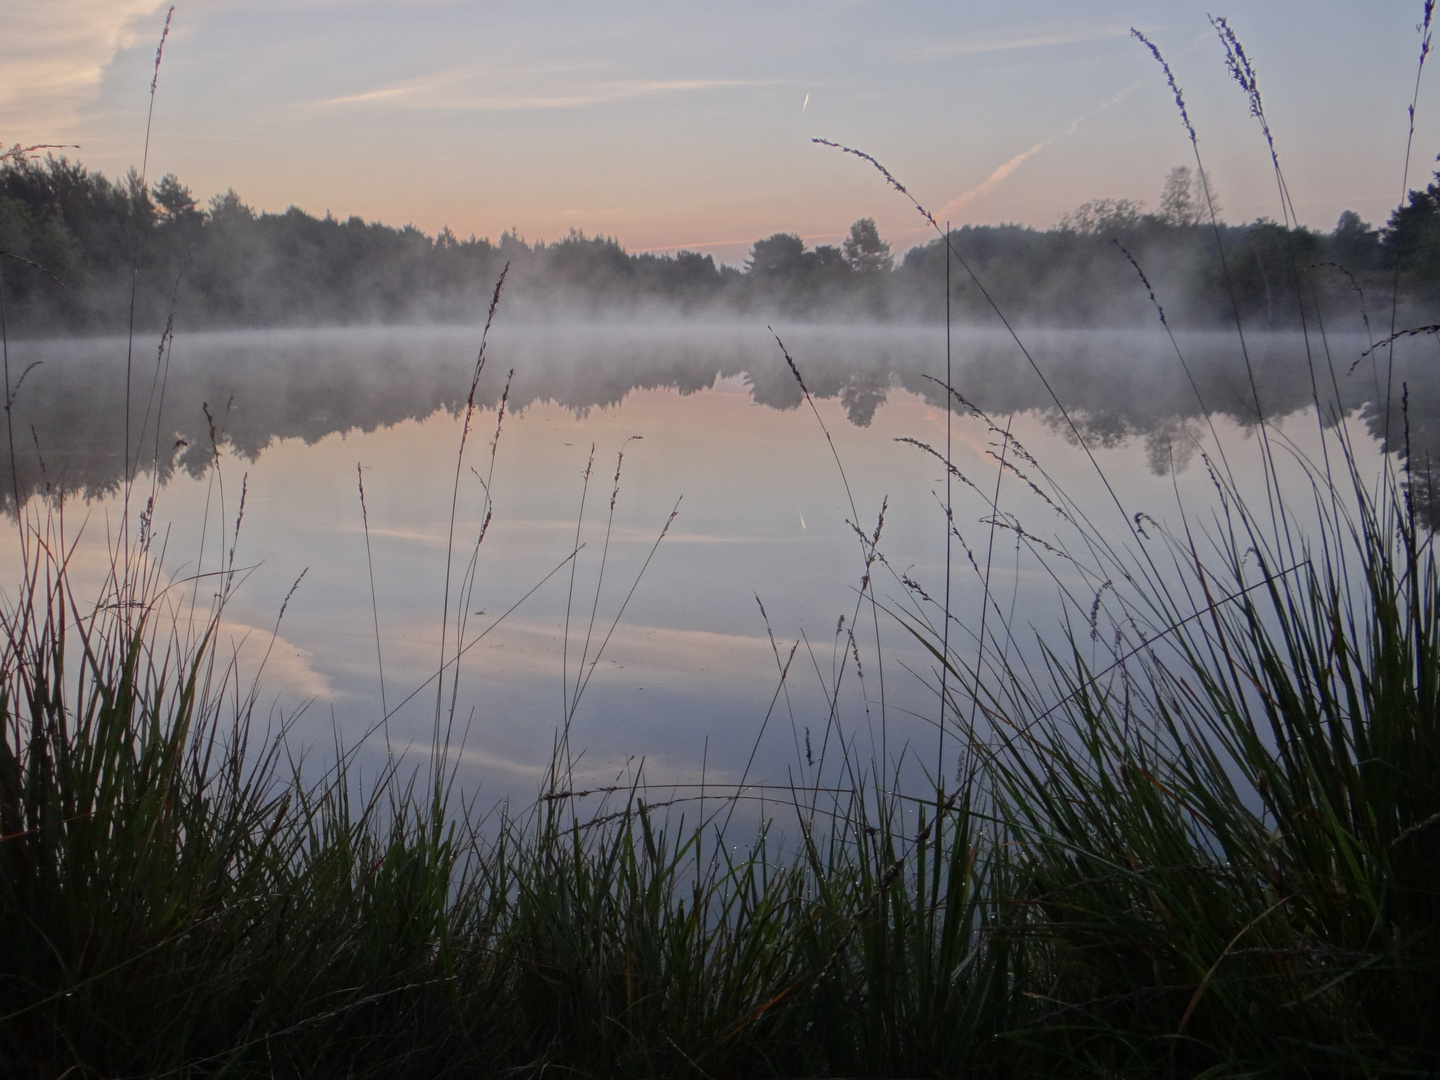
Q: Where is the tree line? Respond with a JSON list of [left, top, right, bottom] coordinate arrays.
[[2, 150, 1437, 334]]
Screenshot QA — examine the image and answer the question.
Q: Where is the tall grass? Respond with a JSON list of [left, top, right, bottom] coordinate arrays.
[[0, 514, 1005, 1077], [2, 8, 1439, 1080], [927, 414, 1440, 1074]]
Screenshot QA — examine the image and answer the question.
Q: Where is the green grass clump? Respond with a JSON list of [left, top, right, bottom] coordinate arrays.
[[949, 437, 1440, 1076], [0, 515, 1009, 1078], [0, 531, 494, 1076]]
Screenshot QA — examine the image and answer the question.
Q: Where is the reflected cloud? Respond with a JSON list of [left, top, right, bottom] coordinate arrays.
[[217, 618, 337, 703], [392, 741, 548, 780]]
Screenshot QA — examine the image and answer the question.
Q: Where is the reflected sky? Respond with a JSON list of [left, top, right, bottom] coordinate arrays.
[[0, 324, 1429, 805]]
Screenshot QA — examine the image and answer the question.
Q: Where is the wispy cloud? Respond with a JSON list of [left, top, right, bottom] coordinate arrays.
[[912, 24, 1131, 61], [0, 0, 170, 136], [320, 74, 773, 111]]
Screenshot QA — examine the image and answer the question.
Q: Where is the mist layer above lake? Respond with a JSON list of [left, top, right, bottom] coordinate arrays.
[[2, 322, 1431, 512]]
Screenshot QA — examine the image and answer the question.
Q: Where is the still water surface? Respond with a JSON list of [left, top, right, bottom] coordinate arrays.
[[2, 323, 1431, 805]]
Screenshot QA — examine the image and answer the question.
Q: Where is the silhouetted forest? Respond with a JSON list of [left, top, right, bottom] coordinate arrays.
[[2, 150, 1438, 333]]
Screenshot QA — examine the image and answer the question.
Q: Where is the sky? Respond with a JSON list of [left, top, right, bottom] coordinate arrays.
[[4, 1, 1439, 266]]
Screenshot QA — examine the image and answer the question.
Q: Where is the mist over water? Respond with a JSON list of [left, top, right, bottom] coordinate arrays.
[[5, 323, 1434, 509], [0, 322, 1432, 802]]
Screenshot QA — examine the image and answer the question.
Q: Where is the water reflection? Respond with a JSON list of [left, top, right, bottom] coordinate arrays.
[[2, 321, 1433, 800], [2, 322, 1435, 519]]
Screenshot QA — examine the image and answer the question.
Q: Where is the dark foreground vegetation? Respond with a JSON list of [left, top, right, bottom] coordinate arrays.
[[3, 146, 1440, 330]]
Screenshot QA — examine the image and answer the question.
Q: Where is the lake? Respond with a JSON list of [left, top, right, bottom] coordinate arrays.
[[1, 321, 1432, 810]]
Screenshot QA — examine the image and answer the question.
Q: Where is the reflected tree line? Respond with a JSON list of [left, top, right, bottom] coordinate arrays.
[[3, 152, 1439, 331], [1, 325, 1434, 528]]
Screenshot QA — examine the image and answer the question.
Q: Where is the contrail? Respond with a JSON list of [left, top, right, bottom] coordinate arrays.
[[801, 92, 810, 114], [936, 77, 1145, 219]]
